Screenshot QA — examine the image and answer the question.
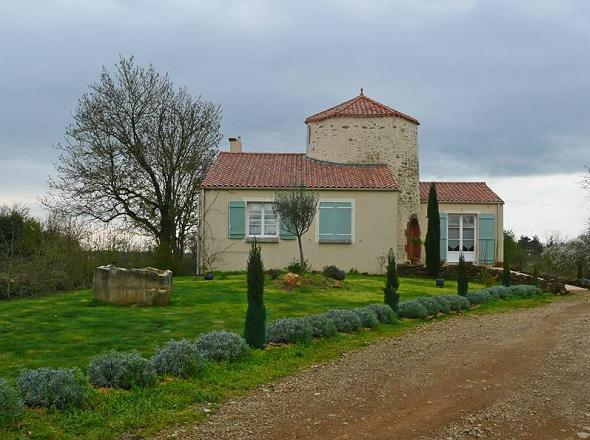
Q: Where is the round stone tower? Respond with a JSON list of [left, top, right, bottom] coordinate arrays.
[[304, 90, 421, 262]]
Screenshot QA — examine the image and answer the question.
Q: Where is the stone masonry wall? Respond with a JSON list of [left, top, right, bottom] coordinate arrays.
[[306, 116, 420, 261]]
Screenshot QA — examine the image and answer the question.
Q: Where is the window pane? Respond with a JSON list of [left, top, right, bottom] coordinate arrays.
[[463, 215, 475, 227], [462, 240, 475, 252], [448, 227, 460, 240], [448, 240, 460, 251], [448, 214, 460, 226], [249, 224, 261, 235], [463, 228, 474, 240], [248, 203, 263, 235]]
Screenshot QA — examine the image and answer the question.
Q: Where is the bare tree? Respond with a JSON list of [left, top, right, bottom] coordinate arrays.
[[273, 186, 318, 272], [45, 57, 222, 270]]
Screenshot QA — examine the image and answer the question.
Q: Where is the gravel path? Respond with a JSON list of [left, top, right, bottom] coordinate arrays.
[[156, 293, 590, 440]]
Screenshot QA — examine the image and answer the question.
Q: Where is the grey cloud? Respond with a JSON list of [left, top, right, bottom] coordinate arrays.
[[1, 0, 589, 195]]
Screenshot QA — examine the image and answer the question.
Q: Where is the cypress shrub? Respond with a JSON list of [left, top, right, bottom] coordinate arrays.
[[425, 183, 441, 278], [383, 248, 400, 315], [244, 241, 266, 349], [457, 254, 468, 296]]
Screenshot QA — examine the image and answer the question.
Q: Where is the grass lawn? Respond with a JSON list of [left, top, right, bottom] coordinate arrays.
[[0, 274, 478, 381], [2, 273, 559, 440]]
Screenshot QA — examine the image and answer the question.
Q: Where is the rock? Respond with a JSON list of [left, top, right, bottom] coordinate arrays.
[[577, 432, 590, 439], [283, 272, 300, 288], [93, 265, 172, 306]]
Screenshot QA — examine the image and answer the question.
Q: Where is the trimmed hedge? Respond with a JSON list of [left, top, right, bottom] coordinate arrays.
[[352, 307, 380, 328], [398, 300, 429, 319], [322, 265, 346, 281], [465, 284, 546, 305], [267, 318, 313, 344], [301, 314, 338, 338], [415, 296, 442, 316], [195, 331, 249, 362], [151, 339, 203, 378], [465, 291, 492, 305], [366, 303, 395, 324], [17, 368, 90, 409], [88, 351, 157, 389], [326, 309, 363, 333], [0, 378, 23, 426]]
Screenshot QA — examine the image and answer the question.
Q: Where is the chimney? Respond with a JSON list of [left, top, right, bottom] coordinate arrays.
[[229, 136, 242, 153]]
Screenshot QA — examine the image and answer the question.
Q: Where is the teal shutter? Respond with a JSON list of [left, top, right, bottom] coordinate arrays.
[[228, 201, 246, 239], [439, 213, 447, 262], [319, 202, 352, 243], [279, 219, 296, 240], [478, 214, 496, 265]]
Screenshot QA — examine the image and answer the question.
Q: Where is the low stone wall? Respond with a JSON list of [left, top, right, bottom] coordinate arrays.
[[397, 264, 568, 295], [93, 265, 173, 306]]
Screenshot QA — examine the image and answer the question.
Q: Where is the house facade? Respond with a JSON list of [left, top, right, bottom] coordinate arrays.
[[200, 91, 504, 273]]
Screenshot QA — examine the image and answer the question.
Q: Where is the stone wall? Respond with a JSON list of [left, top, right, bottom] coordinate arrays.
[[397, 264, 567, 295], [93, 265, 173, 306], [306, 115, 420, 262]]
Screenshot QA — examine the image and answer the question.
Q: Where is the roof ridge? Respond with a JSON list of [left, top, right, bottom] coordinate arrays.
[[219, 151, 305, 156]]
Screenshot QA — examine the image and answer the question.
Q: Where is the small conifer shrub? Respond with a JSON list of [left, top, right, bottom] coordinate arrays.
[[245, 241, 266, 349], [383, 248, 400, 314]]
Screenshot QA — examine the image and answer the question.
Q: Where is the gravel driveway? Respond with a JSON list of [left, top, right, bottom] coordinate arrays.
[[156, 293, 590, 440]]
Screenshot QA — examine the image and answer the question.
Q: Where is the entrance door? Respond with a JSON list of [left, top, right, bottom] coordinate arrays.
[[447, 214, 476, 263], [406, 217, 421, 264]]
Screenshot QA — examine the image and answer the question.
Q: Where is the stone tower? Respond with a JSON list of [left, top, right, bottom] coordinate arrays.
[[304, 90, 421, 261]]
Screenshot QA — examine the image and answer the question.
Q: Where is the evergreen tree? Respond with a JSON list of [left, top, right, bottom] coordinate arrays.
[[457, 254, 468, 296], [244, 241, 266, 349], [532, 265, 539, 287], [383, 248, 400, 315], [501, 257, 512, 287], [425, 183, 441, 278]]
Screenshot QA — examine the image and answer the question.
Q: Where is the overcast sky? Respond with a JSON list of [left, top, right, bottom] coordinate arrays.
[[1, 0, 588, 238]]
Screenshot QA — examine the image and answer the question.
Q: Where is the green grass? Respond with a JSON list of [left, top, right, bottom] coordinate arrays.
[[0, 273, 475, 381], [2, 273, 562, 440]]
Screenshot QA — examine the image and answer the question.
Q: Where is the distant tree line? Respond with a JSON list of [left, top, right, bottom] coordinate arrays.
[[504, 229, 589, 280], [0, 206, 196, 300]]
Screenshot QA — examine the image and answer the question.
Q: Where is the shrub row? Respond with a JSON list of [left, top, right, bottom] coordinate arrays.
[[465, 284, 545, 305], [267, 303, 396, 344], [398, 295, 470, 319], [0, 330, 249, 419]]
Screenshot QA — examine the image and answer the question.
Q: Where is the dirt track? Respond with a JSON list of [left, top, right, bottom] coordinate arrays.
[[157, 293, 590, 440]]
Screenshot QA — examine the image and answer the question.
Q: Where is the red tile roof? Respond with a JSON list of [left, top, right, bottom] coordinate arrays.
[[305, 91, 419, 125], [202, 152, 398, 190], [420, 182, 503, 204]]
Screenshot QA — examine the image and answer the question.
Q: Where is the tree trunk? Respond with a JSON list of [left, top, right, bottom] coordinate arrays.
[[297, 235, 305, 273]]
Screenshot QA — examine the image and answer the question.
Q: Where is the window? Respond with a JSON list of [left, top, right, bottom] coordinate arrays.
[[247, 202, 277, 237], [318, 201, 353, 243], [447, 214, 476, 260]]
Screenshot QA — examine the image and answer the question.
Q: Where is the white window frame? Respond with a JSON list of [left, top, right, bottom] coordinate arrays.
[[315, 199, 356, 244], [245, 201, 278, 238], [446, 213, 478, 263]]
